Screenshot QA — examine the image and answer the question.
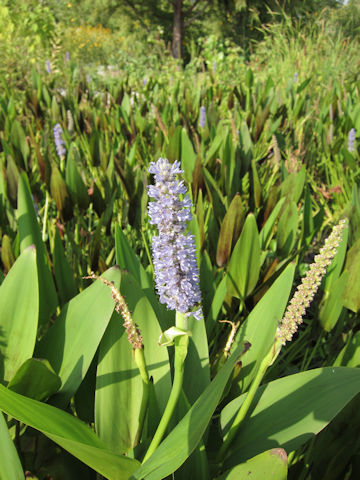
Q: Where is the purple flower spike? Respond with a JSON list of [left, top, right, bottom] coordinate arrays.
[[348, 128, 356, 152], [53, 124, 66, 158], [199, 106, 206, 128], [147, 158, 202, 321], [213, 61, 217, 73], [46, 60, 52, 74], [293, 72, 298, 83]]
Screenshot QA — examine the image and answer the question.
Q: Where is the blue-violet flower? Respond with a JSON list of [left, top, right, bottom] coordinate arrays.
[[199, 106, 206, 128], [53, 124, 66, 159], [46, 60, 52, 74], [147, 158, 202, 321], [348, 128, 356, 152]]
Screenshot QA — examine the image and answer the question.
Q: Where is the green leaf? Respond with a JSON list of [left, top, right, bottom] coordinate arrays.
[[0, 246, 38, 383], [53, 228, 78, 306], [322, 222, 348, 292], [280, 166, 305, 204], [342, 238, 360, 312], [276, 201, 298, 257], [96, 271, 171, 454], [0, 411, 24, 480], [96, 315, 144, 454], [221, 367, 360, 468], [227, 214, 261, 299], [216, 194, 244, 267], [181, 128, 196, 183], [37, 267, 120, 406], [66, 144, 89, 210], [334, 331, 360, 368], [115, 224, 151, 289], [130, 342, 250, 480], [259, 197, 285, 250], [318, 271, 347, 332], [0, 385, 140, 479], [217, 448, 288, 480], [17, 172, 58, 323], [231, 263, 295, 393], [7, 358, 61, 401], [183, 315, 210, 405], [10, 119, 29, 169]]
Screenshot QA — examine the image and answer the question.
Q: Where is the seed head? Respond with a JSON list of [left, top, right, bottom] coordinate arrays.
[[276, 219, 347, 345]]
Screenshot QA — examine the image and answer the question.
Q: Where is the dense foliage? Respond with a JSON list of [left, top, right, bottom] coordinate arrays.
[[0, 1, 360, 479]]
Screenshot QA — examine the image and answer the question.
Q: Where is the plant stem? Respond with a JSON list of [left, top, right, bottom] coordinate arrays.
[[217, 345, 276, 463], [133, 347, 150, 444], [142, 312, 189, 463], [42, 191, 49, 242]]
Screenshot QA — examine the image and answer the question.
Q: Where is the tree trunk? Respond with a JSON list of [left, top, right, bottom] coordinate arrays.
[[171, 0, 183, 59]]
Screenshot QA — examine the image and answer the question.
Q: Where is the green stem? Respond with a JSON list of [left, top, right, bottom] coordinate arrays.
[[217, 345, 276, 463], [133, 347, 150, 443], [142, 312, 189, 463], [42, 191, 49, 243]]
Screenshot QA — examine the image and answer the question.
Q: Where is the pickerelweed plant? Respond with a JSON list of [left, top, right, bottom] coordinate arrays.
[[144, 157, 203, 461]]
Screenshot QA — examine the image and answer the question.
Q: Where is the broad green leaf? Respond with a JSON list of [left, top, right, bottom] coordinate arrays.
[[217, 448, 288, 480], [227, 214, 261, 299], [0, 246, 38, 383], [202, 167, 226, 221], [231, 263, 295, 393], [53, 228, 78, 306], [221, 367, 360, 468], [37, 267, 120, 406], [276, 201, 298, 256], [50, 165, 69, 215], [318, 271, 347, 332], [342, 238, 360, 312], [216, 194, 243, 267], [166, 125, 182, 163], [17, 172, 58, 323], [183, 314, 210, 405], [8, 358, 61, 401], [119, 272, 171, 414], [0, 385, 140, 479], [259, 197, 285, 250], [115, 224, 151, 289], [10, 119, 29, 169], [206, 275, 227, 337], [96, 314, 143, 454], [181, 128, 196, 183], [280, 166, 305, 204], [0, 411, 24, 480], [334, 331, 360, 368], [96, 271, 171, 454], [322, 221, 348, 292], [66, 144, 89, 210], [130, 341, 250, 480]]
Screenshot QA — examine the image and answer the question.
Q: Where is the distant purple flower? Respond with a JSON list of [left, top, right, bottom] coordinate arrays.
[[147, 158, 202, 320], [86, 74, 91, 84], [212, 61, 217, 73], [46, 60, 52, 74], [143, 78, 148, 86], [199, 106, 206, 128], [53, 124, 66, 158], [65, 51, 70, 63], [348, 128, 356, 152], [293, 72, 298, 83]]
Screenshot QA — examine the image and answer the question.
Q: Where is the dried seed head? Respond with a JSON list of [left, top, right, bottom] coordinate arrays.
[[83, 272, 143, 349]]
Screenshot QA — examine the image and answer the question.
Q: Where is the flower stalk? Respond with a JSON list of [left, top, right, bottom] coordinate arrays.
[[217, 219, 347, 463]]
